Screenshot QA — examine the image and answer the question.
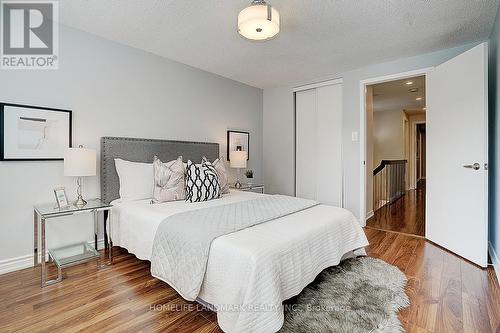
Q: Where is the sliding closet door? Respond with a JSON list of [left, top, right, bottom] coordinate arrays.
[[296, 89, 317, 200], [316, 84, 343, 205], [295, 83, 343, 206]]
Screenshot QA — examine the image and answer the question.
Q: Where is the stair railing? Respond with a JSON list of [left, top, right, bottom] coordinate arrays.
[[373, 160, 407, 212]]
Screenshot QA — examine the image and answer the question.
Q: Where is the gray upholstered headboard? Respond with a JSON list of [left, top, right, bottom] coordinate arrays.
[[100, 137, 219, 204]]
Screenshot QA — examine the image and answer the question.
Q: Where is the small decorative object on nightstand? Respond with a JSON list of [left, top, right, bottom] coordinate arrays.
[[230, 183, 265, 194], [53, 187, 70, 209], [245, 169, 254, 185], [64, 145, 96, 208], [33, 199, 113, 287]]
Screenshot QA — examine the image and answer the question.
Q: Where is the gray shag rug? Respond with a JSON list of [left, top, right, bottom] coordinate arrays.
[[281, 257, 409, 333]]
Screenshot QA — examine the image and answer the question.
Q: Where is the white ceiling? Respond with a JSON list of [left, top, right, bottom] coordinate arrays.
[[59, 0, 499, 89], [372, 76, 426, 112]]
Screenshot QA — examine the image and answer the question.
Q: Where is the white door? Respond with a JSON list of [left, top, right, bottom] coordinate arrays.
[[426, 43, 488, 267], [295, 83, 343, 206]]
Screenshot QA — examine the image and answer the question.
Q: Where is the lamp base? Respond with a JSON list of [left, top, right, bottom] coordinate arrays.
[[74, 195, 87, 208], [74, 176, 87, 208]]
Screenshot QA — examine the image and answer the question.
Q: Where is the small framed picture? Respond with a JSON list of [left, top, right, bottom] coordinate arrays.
[[54, 187, 69, 209], [227, 130, 250, 161]]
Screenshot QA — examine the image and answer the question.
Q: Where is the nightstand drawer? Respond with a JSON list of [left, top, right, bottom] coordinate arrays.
[[244, 187, 264, 194], [230, 184, 265, 194]]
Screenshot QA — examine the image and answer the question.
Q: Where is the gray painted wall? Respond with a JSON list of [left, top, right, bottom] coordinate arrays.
[[263, 42, 479, 222], [263, 87, 295, 196], [489, 9, 500, 264], [0, 26, 263, 263]]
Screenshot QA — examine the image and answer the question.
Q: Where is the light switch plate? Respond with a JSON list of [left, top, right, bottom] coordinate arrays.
[[351, 131, 359, 142]]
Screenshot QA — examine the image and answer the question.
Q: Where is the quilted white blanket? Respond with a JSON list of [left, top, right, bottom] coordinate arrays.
[[150, 195, 319, 300], [110, 192, 368, 332]]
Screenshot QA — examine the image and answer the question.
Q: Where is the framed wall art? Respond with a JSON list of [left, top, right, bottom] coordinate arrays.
[[227, 130, 249, 161], [0, 103, 72, 161]]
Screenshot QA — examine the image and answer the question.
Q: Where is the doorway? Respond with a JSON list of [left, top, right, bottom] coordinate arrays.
[[364, 75, 426, 236], [359, 42, 489, 268]]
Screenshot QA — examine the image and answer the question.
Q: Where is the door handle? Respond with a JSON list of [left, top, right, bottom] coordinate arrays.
[[463, 163, 480, 170]]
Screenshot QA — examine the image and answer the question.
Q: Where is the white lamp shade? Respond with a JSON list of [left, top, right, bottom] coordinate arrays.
[[230, 150, 248, 168], [238, 4, 280, 41], [64, 147, 96, 177]]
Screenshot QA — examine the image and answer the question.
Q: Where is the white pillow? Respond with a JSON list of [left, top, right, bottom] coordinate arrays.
[[114, 158, 153, 201]]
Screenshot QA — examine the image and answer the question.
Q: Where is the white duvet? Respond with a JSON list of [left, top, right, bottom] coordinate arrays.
[[110, 191, 369, 332]]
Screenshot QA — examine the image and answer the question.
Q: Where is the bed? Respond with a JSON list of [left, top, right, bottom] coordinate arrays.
[[101, 137, 369, 333]]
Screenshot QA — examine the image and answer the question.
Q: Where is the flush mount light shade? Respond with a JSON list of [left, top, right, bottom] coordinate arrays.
[[238, 0, 280, 41]]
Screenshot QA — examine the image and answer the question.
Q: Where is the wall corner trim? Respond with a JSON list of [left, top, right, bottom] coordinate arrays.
[[488, 242, 500, 284]]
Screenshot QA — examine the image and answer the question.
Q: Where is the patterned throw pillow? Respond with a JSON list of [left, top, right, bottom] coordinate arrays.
[[202, 156, 230, 194], [152, 156, 185, 203], [185, 159, 221, 202]]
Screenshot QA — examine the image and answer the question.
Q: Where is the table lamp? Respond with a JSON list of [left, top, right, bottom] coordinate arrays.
[[230, 150, 247, 189], [64, 145, 96, 207]]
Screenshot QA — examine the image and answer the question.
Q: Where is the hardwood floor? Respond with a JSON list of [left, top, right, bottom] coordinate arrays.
[[367, 180, 426, 236], [0, 228, 498, 332]]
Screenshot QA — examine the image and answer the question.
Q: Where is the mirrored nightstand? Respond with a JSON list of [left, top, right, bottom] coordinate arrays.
[[33, 199, 113, 287], [230, 184, 265, 194]]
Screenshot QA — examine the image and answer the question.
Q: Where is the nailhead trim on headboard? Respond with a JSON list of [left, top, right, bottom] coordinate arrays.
[[100, 137, 219, 204]]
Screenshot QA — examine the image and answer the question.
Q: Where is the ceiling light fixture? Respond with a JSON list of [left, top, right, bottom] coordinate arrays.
[[238, 0, 280, 41], [406, 81, 413, 85]]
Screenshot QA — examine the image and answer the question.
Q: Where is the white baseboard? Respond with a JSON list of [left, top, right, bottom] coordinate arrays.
[[0, 254, 33, 275], [366, 210, 374, 220], [0, 238, 107, 276], [488, 242, 499, 284]]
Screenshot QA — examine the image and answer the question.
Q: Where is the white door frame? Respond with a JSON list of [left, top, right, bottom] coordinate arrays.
[[413, 120, 426, 187], [359, 68, 432, 225]]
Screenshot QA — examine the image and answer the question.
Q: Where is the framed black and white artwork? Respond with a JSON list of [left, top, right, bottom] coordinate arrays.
[[227, 130, 249, 161], [0, 103, 72, 161]]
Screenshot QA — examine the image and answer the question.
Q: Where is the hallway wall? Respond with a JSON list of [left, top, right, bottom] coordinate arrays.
[[373, 110, 405, 167]]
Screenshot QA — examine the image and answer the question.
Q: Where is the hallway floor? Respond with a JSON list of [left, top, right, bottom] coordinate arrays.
[[367, 180, 426, 236]]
